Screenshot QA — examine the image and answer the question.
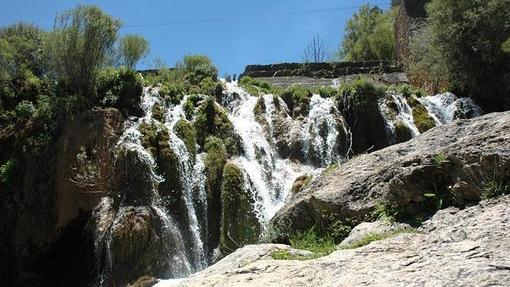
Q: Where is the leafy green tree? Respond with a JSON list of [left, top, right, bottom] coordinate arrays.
[[339, 5, 396, 61], [179, 54, 218, 85], [411, 0, 510, 111], [48, 4, 121, 100], [120, 34, 150, 70]]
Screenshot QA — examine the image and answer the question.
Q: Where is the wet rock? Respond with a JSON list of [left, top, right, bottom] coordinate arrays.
[[271, 112, 510, 239], [220, 162, 261, 255], [56, 108, 124, 228], [113, 147, 155, 206], [109, 207, 166, 286], [291, 175, 311, 195], [129, 275, 159, 287]]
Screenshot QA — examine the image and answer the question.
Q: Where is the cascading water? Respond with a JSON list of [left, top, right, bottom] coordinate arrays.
[[98, 80, 482, 286], [418, 92, 482, 124], [223, 82, 317, 223]]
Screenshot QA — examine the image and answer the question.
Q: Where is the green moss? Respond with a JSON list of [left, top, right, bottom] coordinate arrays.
[[183, 94, 203, 120], [151, 103, 165, 122], [174, 119, 197, 160], [340, 228, 416, 249], [220, 162, 261, 254], [204, 136, 228, 248], [279, 85, 313, 117], [324, 162, 340, 175], [407, 96, 436, 133], [394, 121, 412, 143], [193, 97, 237, 151], [198, 77, 223, 98]]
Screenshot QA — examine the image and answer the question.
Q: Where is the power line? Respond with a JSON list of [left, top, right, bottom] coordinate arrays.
[[122, 3, 391, 28]]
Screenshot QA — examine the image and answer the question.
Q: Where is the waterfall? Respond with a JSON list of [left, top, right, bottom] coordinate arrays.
[[302, 94, 342, 166], [418, 92, 482, 124], [223, 82, 318, 224], [96, 81, 482, 285], [163, 95, 206, 270]]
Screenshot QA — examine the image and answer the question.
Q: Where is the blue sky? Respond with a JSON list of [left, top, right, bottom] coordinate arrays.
[[0, 0, 391, 75]]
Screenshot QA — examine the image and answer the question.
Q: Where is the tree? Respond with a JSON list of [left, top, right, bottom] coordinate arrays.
[[303, 34, 327, 63], [409, 0, 510, 111], [49, 4, 121, 99], [120, 34, 150, 70], [339, 5, 396, 61], [179, 54, 218, 85]]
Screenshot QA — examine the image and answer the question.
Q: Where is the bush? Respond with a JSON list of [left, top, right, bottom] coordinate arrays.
[[96, 67, 143, 116], [337, 77, 385, 110], [14, 100, 35, 120], [408, 0, 510, 111], [183, 94, 203, 120], [339, 4, 396, 61], [160, 83, 185, 105], [49, 4, 121, 100], [0, 159, 16, 185], [180, 55, 218, 86], [279, 85, 313, 116], [239, 76, 275, 96]]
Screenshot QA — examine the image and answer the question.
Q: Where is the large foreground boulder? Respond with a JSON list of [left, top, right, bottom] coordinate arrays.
[[270, 112, 510, 238], [176, 195, 510, 286]]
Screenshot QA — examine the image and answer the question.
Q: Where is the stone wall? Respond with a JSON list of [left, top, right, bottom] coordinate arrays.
[[241, 61, 402, 79]]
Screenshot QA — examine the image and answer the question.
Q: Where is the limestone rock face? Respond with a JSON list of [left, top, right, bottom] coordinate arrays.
[[56, 108, 124, 228], [270, 112, 510, 237], [176, 195, 510, 286]]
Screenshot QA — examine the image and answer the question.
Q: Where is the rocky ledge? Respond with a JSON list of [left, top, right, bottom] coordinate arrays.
[[176, 195, 510, 286], [271, 111, 510, 236]]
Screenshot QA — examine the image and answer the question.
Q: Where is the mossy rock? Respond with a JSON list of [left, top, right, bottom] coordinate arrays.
[[109, 207, 166, 286], [219, 162, 261, 254], [183, 94, 203, 120], [174, 119, 197, 160], [203, 136, 227, 253], [253, 96, 267, 125], [193, 97, 238, 153], [279, 85, 312, 117], [408, 97, 436, 133], [151, 103, 165, 122], [394, 121, 413, 143]]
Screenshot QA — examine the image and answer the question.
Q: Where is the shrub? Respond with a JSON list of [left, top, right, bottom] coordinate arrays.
[[160, 83, 185, 105], [279, 85, 313, 116], [0, 159, 16, 185], [96, 67, 143, 116], [198, 76, 223, 97], [14, 100, 36, 120], [49, 4, 121, 100], [289, 228, 336, 257], [239, 76, 275, 96], [337, 77, 385, 110], [481, 180, 509, 199], [180, 54, 218, 85], [315, 86, 338, 98], [151, 103, 165, 122], [338, 4, 396, 61], [183, 94, 203, 120]]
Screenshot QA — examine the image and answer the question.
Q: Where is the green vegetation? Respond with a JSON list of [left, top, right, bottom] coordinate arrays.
[[481, 180, 509, 200], [193, 97, 237, 151], [280, 85, 313, 116], [151, 103, 165, 122], [183, 94, 203, 120], [337, 77, 385, 110], [49, 4, 121, 101], [339, 4, 396, 61], [0, 159, 16, 185], [394, 121, 412, 143], [407, 96, 436, 133], [239, 76, 275, 96], [340, 228, 415, 250], [407, 0, 510, 111], [120, 34, 150, 70], [220, 163, 261, 254], [96, 67, 143, 115], [174, 119, 197, 160], [433, 153, 448, 167], [271, 228, 337, 260]]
